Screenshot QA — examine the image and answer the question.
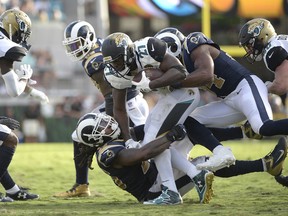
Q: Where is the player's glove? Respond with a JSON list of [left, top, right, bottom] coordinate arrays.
[[16, 64, 33, 80], [30, 88, 49, 104], [275, 174, 288, 187], [131, 71, 151, 92], [125, 139, 142, 149], [0, 116, 20, 130], [166, 124, 187, 142]]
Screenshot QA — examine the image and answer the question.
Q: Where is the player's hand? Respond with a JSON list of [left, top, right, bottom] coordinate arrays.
[[28, 79, 37, 85], [131, 71, 151, 92], [166, 124, 187, 142], [265, 81, 272, 89], [30, 88, 49, 104], [125, 139, 142, 149], [16, 64, 33, 80], [0, 116, 20, 130]]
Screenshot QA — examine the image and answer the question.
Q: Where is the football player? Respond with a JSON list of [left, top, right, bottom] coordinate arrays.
[[75, 113, 287, 204], [0, 8, 50, 202], [154, 27, 288, 172], [238, 18, 288, 187], [76, 112, 214, 204], [102, 32, 224, 204], [54, 20, 149, 198]]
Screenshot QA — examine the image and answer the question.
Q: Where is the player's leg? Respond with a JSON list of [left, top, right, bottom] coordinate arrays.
[[53, 131, 90, 197], [0, 125, 39, 201]]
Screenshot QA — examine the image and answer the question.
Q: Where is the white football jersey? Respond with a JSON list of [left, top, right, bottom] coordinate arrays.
[[0, 31, 21, 58], [263, 35, 288, 72]]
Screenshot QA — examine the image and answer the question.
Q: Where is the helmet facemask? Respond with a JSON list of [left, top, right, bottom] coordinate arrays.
[[76, 113, 121, 147]]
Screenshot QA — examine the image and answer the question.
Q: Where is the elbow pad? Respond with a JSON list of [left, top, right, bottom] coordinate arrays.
[[2, 70, 27, 97]]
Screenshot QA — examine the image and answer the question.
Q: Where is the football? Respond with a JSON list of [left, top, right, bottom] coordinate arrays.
[[133, 68, 164, 82]]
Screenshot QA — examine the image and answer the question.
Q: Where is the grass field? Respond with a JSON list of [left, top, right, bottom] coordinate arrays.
[[0, 139, 288, 216]]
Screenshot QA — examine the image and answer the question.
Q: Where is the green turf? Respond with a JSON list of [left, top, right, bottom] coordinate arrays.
[[1, 139, 288, 216]]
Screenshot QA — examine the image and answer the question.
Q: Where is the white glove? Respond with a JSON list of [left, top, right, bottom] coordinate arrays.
[[28, 79, 37, 85], [30, 88, 49, 104], [16, 64, 33, 80], [265, 81, 272, 89], [131, 71, 151, 92], [125, 139, 141, 149]]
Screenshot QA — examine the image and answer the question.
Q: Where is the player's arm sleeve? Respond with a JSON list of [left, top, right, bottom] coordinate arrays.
[[2, 70, 27, 97], [265, 47, 288, 71]]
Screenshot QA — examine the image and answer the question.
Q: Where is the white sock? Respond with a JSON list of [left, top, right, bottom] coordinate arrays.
[[154, 149, 178, 193], [6, 184, 20, 194], [170, 147, 201, 179]]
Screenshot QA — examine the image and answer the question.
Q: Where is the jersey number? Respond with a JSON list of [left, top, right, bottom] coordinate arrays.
[[206, 74, 225, 89]]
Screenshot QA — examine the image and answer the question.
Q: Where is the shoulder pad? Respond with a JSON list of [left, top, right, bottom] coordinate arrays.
[[96, 141, 125, 167], [5, 46, 27, 62], [264, 46, 288, 72], [147, 37, 167, 62], [183, 32, 219, 54], [82, 52, 104, 77]]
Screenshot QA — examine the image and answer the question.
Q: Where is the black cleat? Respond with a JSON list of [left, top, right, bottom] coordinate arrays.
[[0, 192, 13, 202], [263, 136, 288, 176], [6, 190, 39, 201]]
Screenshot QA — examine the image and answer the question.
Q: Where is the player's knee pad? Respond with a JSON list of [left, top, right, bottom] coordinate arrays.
[[2, 132, 18, 149]]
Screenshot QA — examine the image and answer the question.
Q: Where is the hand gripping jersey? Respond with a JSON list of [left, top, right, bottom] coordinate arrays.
[[0, 30, 27, 62], [263, 35, 288, 72], [182, 32, 253, 98], [104, 37, 167, 90], [96, 140, 158, 202]]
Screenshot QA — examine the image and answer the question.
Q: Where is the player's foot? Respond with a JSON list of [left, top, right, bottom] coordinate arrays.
[[6, 190, 39, 201], [0, 192, 13, 202], [263, 136, 288, 176], [192, 170, 214, 204], [143, 185, 182, 205], [242, 120, 263, 140], [53, 183, 91, 197], [196, 146, 236, 172]]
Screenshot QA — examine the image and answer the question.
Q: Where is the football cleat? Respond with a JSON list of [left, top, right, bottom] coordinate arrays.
[[242, 121, 263, 140], [6, 190, 39, 201], [196, 146, 236, 172], [263, 136, 288, 176], [53, 183, 91, 197], [0, 192, 13, 202], [143, 185, 183, 205], [192, 170, 214, 204]]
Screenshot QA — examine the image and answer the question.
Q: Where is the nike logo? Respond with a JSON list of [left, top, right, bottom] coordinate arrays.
[[275, 150, 285, 164], [236, 88, 242, 95], [268, 51, 274, 59], [151, 44, 155, 52]]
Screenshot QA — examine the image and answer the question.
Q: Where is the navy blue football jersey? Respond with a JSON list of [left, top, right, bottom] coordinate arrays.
[[96, 140, 158, 202], [182, 32, 253, 98], [81, 38, 105, 78]]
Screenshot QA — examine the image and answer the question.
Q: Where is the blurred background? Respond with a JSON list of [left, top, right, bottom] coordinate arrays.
[[0, 0, 287, 143]]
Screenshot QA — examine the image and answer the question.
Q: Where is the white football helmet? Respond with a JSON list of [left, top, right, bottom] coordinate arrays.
[[76, 113, 121, 147], [154, 27, 185, 60], [63, 20, 96, 61]]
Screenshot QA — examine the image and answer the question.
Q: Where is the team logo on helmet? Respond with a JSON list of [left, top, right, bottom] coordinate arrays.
[[247, 21, 264, 37]]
